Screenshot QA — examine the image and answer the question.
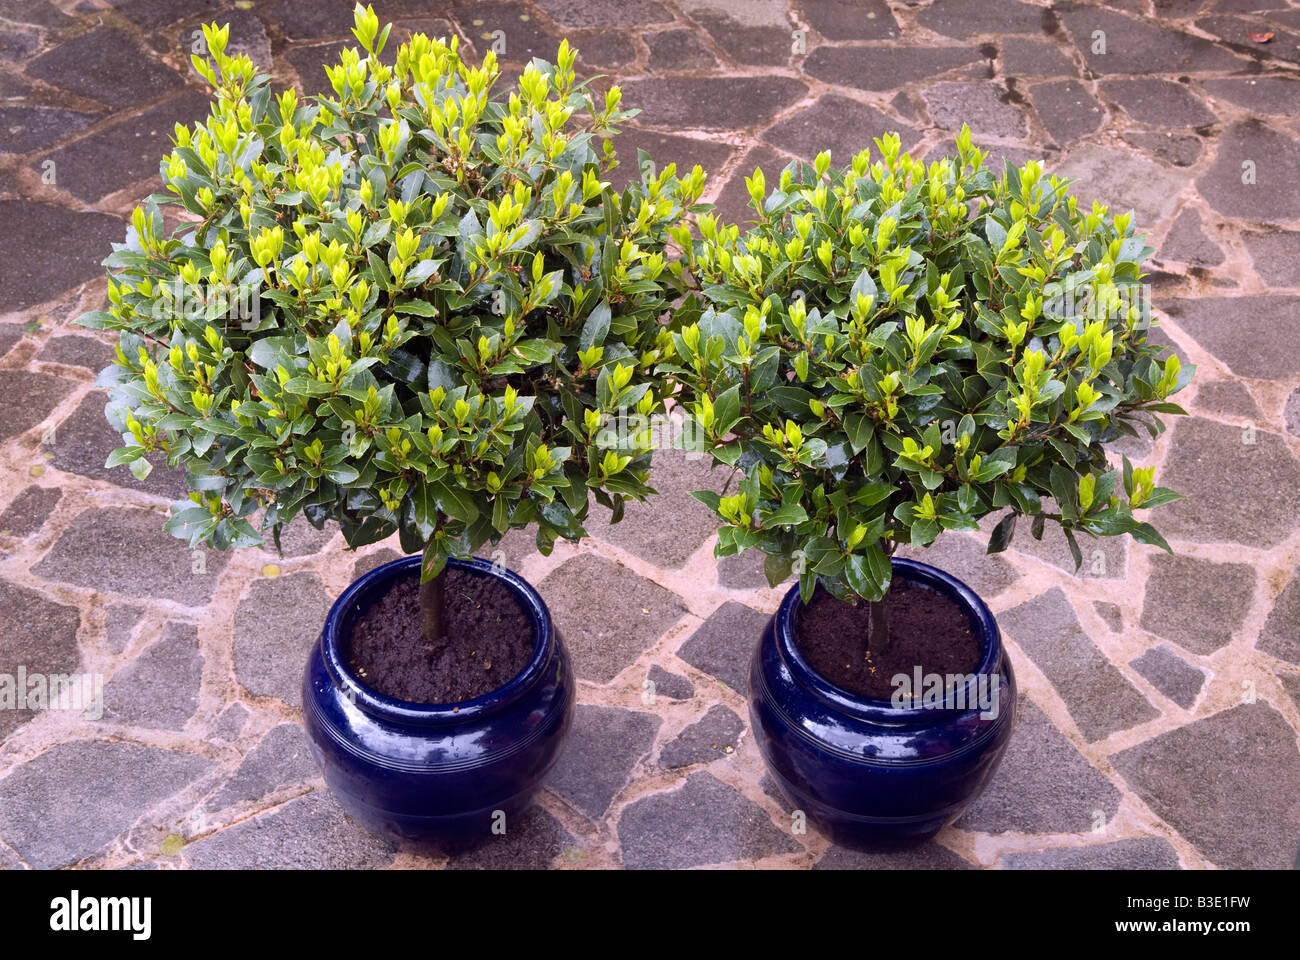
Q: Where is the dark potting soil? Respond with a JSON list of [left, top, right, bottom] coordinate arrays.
[[795, 579, 981, 700], [346, 567, 533, 704]]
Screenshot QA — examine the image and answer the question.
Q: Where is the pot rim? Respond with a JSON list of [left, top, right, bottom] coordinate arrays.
[[774, 557, 1003, 724], [320, 554, 552, 726]]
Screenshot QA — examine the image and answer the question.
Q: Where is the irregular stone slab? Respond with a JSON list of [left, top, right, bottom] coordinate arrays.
[[646, 664, 694, 702], [1029, 78, 1104, 146], [449, 2, 562, 63], [1141, 554, 1254, 656], [1242, 230, 1300, 287], [1101, 78, 1215, 127], [805, 45, 983, 92], [574, 31, 636, 68], [36, 334, 114, 372], [1194, 381, 1259, 420], [957, 696, 1121, 833], [539, 554, 684, 683], [1155, 417, 1300, 547], [184, 790, 394, 869], [103, 602, 144, 654], [208, 702, 250, 742], [1160, 209, 1224, 267], [33, 507, 230, 605], [0, 201, 125, 312], [102, 621, 202, 730], [532, 0, 672, 28], [232, 572, 332, 708], [49, 390, 191, 500], [268, 516, 335, 557], [1000, 589, 1158, 742], [1053, 145, 1185, 225], [1001, 38, 1078, 77], [1002, 837, 1181, 869], [646, 27, 718, 72], [0, 105, 98, 155], [1130, 645, 1206, 709], [25, 27, 184, 108], [0, 371, 71, 442], [350, 547, 402, 580], [544, 704, 661, 819], [1197, 121, 1300, 224], [762, 93, 921, 162], [0, 485, 61, 539], [445, 804, 574, 869], [1004, 511, 1126, 580], [924, 82, 1027, 138], [0, 741, 213, 869], [918, 0, 1046, 38], [1196, 15, 1300, 66], [1278, 672, 1300, 712], [678, 0, 791, 66], [0, 323, 23, 358], [1288, 388, 1300, 439], [676, 601, 768, 694], [589, 449, 724, 568], [0, 579, 81, 739], [817, 841, 974, 869], [1202, 76, 1300, 116], [1111, 702, 1300, 869], [898, 531, 1020, 598], [799, 0, 899, 40], [1055, 7, 1246, 75], [1259, 571, 1300, 666], [205, 723, 318, 812], [0, 0, 76, 30], [660, 704, 744, 768], [36, 91, 209, 202], [619, 75, 807, 130], [115, 0, 226, 29], [1094, 601, 1123, 632], [712, 143, 791, 230], [618, 771, 801, 868], [1162, 296, 1300, 380], [263, 0, 441, 41], [605, 125, 733, 193], [1123, 131, 1202, 168], [717, 548, 768, 590]]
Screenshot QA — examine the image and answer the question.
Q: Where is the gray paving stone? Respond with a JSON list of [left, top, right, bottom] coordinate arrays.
[[1001, 510, 1127, 579], [676, 601, 768, 694], [1278, 671, 1300, 712], [805, 45, 983, 93], [539, 553, 684, 683], [0, 740, 213, 869], [0, 324, 23, 358], [1094, 601, 1123, 632], [817, 842, 975, 869], [1028, 78, 1105, 146], [0, 485, 60, 539], [232, 572, 332, 708], [0, 201, 125, 312], [589, 449, 725, 568], [33, 506, 230, 605], [660, 704, 744, 768], [1201, 76, 1300, 116], [1197, 121, 1300, 224], [1056, 6, 1246, 75], [618, 770, 801, 868], [1242, 230, 1300, 287], [1194, 380, 1260, 419], [0, 0, 76, 30], [102, 621, 201, 730], [263, 0, 438, 41], [1101, 78, 1216, 127], [268, 516, 335, 557], [1002, 837, 1182, 869], [103, 602, 144, 654], [36, 91, 209, 202], [351, 547, 403, 580], [957, 697, 1122, 833], [762, 93, 921, 163], [1287, 388, 1300, 439], [0, 26, 38, 63], [605, 125, 734, 193], [1259, 570, 1300, 666], [899, 531, 1020, 598], [544, 704, 661, 819], [449, 2, 562, 63], [1142, 555, 1255, 655], [647, 664, 695, 702], [797, 0, 899, 41], [208, 702, 250, 742], [712, 143, 790, 229], [1111, 702, 1300, 869], [1195, 14, 1300, 66], [1000, 589, 1158, 742], [1000, 38, 1078, 77], [531, 0, 672, 28], [1161, 208, 1224, 267], [205, 723, 318, 812], [0, 578, 81, 739], [444, 804, 574, 869], [1053, 144, 1185, 226], [918, 0, 1046, 38], [0, 105, 98, 154], [115, 0, 226, 29], [25, 27, 184, 109], [1122, 131, 1203, 167], [36, 334, 113, 371], [1155, 417, 1300, 547], [1130, 645, 1205, 709], [679, 0, 792, 66], [0, 371, 71, 442], [573, 31, 636, 68], [924, 81, 1027, 138], [50, 390, 191, 500], [646, 27, 719, 72], [184, 790, 395, 869], [717, 548, 769, 590], [620, 75, 807, 130]]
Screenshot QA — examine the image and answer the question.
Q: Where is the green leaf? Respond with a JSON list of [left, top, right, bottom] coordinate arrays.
[[578, 300, 611, 351]]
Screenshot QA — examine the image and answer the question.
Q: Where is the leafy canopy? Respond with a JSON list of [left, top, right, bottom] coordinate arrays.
[[663, 128, 1192, 604], [78, 6, 706, 580]]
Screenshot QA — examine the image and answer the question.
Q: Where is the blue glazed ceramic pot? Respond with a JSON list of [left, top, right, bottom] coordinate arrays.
[[302, 554, 573, 846], [749, 557, 1015, 848]]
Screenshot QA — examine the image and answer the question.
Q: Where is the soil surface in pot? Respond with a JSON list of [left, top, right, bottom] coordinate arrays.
[[346, 567, 532, 704], [795, 579, 980, 700]]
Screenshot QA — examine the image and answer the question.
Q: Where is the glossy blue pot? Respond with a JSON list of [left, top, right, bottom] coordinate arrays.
[[302, 554, 574, 847], [749, 557, 1016, 848]]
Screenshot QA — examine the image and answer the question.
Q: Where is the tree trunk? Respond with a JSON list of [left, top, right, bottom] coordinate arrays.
[[420, 567, 446, 644], [864, 595, 891, 657]]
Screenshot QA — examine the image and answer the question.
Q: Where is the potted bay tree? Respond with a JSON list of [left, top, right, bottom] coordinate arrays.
[[77, 8, 704, 843], [663, 129, 1191, 846]]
